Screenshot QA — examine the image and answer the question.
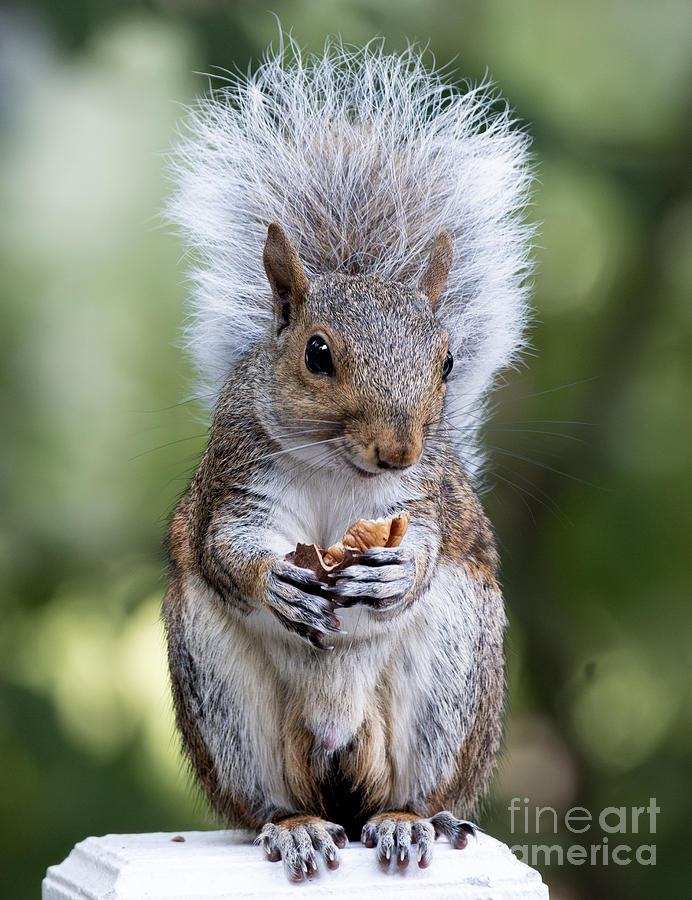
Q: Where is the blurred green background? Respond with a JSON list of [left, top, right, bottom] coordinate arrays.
[[0, 1, 690, 897]]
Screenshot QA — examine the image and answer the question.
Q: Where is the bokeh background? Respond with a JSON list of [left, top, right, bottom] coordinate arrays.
[[1, 1, 690, 897]]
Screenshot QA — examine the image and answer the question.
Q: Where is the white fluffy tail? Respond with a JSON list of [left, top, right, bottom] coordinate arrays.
[[166, 34, 535, 477]]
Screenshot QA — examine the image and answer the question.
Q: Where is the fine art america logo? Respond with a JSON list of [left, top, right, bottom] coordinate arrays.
[[508, 797, 659, 867]]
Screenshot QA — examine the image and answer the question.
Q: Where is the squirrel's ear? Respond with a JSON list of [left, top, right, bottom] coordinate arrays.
[[418, 231, 453, 305], [263, 222, 309, 326]]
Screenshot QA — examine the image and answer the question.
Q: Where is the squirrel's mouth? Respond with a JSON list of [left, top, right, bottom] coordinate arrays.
[[344, 458, 383, 479]]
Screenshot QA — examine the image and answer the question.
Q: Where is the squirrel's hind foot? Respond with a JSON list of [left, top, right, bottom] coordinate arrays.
[[361, 811, 476, 869], [257, 815, 347, 881]]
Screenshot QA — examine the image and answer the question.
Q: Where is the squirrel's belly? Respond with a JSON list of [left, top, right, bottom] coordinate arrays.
[[173, 564, 497, 820], [176, 575, 393, 811]]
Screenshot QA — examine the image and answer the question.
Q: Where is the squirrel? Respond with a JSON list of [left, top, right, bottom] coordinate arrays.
[[163, 36, 533, 881]]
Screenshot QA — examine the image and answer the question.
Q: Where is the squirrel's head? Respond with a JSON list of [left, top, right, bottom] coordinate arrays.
[[261, 223, 454, 479]]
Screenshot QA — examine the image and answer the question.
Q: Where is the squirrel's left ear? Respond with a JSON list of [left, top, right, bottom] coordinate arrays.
[[418, 231, 453, 304], [263, 222, 310, 329]]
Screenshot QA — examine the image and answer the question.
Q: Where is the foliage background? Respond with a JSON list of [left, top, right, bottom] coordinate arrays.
[[1, 2, 690, 897]]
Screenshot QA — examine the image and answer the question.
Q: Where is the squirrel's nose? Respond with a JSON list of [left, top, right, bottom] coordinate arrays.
[[375, 436, 423, 470]]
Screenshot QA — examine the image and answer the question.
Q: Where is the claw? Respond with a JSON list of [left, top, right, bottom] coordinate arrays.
[[395, 821, 412, 868], [258, 825, 282, 862], [327, 823, 348, 849], [362, 811, 472, 869], [258, 818, 345, 880], [363, 815, 414, 869], [430, 811, 477, 849], [361, 822, 377, 848], [263, 838, 281, 862], [411, 820, 435, 868]]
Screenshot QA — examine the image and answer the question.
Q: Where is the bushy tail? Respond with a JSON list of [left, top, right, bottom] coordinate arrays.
[[166, 34, 534, 478]]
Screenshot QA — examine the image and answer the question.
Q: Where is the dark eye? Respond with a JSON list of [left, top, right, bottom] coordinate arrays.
[[442, 350, 454, 380], [305, 335, 335, 376]]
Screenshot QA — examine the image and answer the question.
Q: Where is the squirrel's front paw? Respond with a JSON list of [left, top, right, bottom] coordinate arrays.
[[331, 546, 416, 611], [361, 811, 476, 869], [265, 560, 342, 649], [258, 816, 347, 881]]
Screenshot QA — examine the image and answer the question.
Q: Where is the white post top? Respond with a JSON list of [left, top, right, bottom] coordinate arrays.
[[43, 829, 548, 899]]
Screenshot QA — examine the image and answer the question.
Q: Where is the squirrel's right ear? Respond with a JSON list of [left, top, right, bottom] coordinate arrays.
[[263, 222, 309, 329], [418, 231, 454, 305]]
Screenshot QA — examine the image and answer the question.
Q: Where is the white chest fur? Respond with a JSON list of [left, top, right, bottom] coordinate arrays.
[[263, 462, 413, 551]]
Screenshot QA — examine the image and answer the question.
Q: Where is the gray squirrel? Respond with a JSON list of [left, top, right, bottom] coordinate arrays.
[[163, 36, 533, 881]]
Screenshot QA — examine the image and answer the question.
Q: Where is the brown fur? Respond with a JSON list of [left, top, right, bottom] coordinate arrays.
[[278, 700, 393, 824], [369, 811, 420, 824], [282, 703, 326, 816], [418, 231, 454, 304], [275, 814, 328, 829], [437, 461, 498, 578], [347, 708, 392, 812]]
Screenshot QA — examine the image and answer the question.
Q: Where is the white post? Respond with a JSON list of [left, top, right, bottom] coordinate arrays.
[[43, 829, 548, 899]]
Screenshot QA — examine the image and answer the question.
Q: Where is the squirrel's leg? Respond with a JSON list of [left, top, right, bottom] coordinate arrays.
[[257, 814, 347, 881], [361, 811, 476, 869]]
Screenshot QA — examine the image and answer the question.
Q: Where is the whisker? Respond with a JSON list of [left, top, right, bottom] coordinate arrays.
[[279, 417, 343, 427], [492, 462, 572, 524], [443, 410, 597, 430], [482, 426, 587, 444], [490, 469, 539, 524], [131, 397, 200, 414], [129, 433, 208, 461], [280, 443, 347, 493], [515, 376, 599, 400], [275, 428, 340, 439], [489, 419, 597, 428], [488, 446, 602, 489], [222, 437, 344, 475]]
